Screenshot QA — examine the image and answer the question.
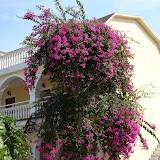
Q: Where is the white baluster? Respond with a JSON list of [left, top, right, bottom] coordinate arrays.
[[8, 57, 9, 67], [21, 107, 23, 119], [3, 57, 5, 68], [15, 54, 17, 65], [25, 106, 26, 119], [22, 51, 24, 63], [5, 57, 7, 68], [20, 52, 22, 63], [28, 105, 30, 118], [17, 107, 19, 120], [0, 59, 1, 69], [18, 53, 20, 64], [1, 59, 3, 69], [13, 54, 14, 66], [10, 56, 11, 67], [23, 107, 25, 119], [13, 55, 14, 65], [6, 57, 8, 68], [14, 54, 16, 65], [2, 58, 4, 69], [17, 53, 19, 64]]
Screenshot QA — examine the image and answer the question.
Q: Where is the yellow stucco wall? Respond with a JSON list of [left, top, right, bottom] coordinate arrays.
[[108, 17, 160, 160], [0, 65, 44, 87], [0, 70, 25, 85], [1, 85, 30, 106]]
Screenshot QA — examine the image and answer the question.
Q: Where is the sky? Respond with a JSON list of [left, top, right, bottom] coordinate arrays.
[[0, 0, 160, 52]]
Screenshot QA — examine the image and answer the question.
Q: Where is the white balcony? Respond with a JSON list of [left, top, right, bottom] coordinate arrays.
[[0, 47, 29, 70], [0, 100, 31, 120], [0, 97, 48, 121]]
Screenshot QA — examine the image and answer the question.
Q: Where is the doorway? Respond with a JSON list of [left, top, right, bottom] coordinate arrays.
[[5, 97, 15, 108]]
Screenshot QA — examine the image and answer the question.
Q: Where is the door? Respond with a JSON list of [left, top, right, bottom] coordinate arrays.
[[5, 97, 15, 108]]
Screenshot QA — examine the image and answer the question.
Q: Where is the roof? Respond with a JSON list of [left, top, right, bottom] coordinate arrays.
[[98, 13, 160, 50], [98, 13, 114, 23], [0, 51, 6, 54]]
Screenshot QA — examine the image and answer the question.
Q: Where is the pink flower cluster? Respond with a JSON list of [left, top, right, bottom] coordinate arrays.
[[151, 124, 156, 131], [24, 10, 35, 19], [141, 138, 148, 150], [24, 12, 133, 96]]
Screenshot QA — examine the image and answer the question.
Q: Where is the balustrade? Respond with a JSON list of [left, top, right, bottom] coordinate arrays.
[[0, 47, 30, 70], [0, 98, 45, 120], [0, 104, 31, 120]]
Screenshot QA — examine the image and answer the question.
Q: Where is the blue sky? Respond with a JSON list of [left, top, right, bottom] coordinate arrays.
[[0, 0, 160, 52]]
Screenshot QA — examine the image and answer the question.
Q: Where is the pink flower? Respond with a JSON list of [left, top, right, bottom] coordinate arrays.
[[33, 68, 37, 72], [82, 125, 87, 130], [24, 11, 35, 19], [86, 144, 93, 149], [77, 140, 81, 144], [103, 116, 108, 120], [81, 63, 86, 68], [151, 124, 156, 131], [88, 25, 96, 32], [141, 138, 148, 150], [85, 133, 94, 140]]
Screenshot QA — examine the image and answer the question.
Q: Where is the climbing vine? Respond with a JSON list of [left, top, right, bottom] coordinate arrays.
[[23, 0, 159, 159]]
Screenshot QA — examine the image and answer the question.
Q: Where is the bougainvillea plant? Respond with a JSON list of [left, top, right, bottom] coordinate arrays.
[[23, 0, 159, 159]]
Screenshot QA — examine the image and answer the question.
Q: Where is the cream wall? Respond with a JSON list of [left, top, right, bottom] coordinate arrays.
[[108, 17, 160, 160], [0, 65, 44, 86], [1, 85, 30, 106], [0, 70, 24, 85]]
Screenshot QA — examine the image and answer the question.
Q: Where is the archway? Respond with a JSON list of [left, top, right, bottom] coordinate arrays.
[[0, 74, 32, 120]]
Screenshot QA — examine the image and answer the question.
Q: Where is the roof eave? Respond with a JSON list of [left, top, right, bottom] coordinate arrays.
[[103, 13, 160, 50]]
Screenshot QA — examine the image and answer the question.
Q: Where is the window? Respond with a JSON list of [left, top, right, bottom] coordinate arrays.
[[5, 97, 15, 108]]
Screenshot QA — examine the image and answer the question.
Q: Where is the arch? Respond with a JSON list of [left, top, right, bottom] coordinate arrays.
[[34, 67, 45, 99], [0, 74, 32, 107], [34, 68, 44, 91], [0, 74, 32, 96], [31, 66, 51, 103]]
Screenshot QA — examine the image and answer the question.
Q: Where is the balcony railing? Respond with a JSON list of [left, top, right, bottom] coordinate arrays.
[[0, 47, 29, 70], [0, 97, 49, 120], [0, 100, 31, 120], [0, 104, 31, 120]]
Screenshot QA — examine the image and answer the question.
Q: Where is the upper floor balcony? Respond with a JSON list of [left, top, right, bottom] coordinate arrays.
[[0, 47, 30, 76], [0, 47, 52, 123]]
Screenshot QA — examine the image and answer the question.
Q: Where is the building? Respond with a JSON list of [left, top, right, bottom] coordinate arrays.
[[0, 13, 160, 160], [100, 13, 160, 160]]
